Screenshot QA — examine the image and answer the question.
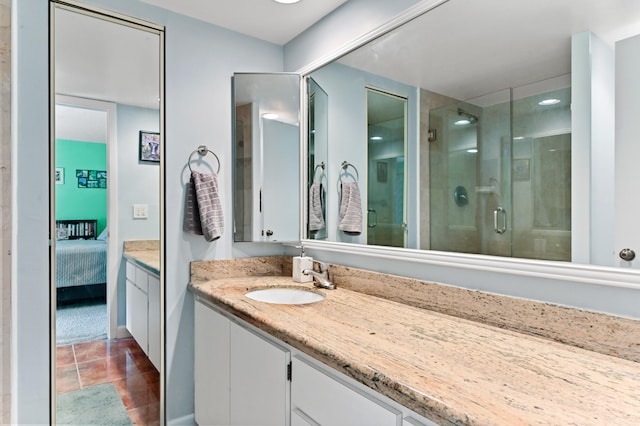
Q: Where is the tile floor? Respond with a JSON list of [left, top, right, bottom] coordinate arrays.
[[56, 337, 160, 425]]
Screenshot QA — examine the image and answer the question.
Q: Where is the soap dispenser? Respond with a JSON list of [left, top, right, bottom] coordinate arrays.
[[292, 246, 313, 283]]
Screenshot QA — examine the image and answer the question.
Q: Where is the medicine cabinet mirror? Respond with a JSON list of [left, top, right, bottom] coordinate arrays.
[[232, 72, 301, 242]]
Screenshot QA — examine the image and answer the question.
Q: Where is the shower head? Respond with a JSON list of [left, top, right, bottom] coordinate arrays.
[[457, 108, 478, 124]]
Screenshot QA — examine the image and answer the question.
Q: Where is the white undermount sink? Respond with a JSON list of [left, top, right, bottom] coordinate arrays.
[[246, 288, 325, 305]]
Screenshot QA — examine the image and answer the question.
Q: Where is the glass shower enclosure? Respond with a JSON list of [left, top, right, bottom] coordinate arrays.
[[427, 81, 571, 261]]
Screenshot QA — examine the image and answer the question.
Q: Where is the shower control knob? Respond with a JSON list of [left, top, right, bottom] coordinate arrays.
[[619, 248, 636, 261]]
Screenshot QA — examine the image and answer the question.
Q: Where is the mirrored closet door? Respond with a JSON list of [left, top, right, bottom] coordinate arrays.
[[51, 2, 164, 424]]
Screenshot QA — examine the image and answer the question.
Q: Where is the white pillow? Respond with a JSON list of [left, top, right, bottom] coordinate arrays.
[[97, 227, 108, 241]]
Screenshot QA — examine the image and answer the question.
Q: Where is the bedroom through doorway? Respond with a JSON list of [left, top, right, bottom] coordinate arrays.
[[54, 102, 109, 345]]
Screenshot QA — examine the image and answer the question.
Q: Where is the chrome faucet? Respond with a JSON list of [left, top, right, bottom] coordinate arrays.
[[303, 261, 335, 290]]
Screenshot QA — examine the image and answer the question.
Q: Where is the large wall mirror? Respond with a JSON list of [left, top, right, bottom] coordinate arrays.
[[303, 0, 640, 272], [51, 3, 164, 424], [233, 73, 301, 242]]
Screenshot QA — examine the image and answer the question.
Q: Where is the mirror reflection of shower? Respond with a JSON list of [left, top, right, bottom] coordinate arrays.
[[455, 108, 478, 126]]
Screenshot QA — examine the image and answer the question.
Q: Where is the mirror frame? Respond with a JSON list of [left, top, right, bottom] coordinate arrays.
[[298, 0, 640, 312], [49, 1, 165, 423]]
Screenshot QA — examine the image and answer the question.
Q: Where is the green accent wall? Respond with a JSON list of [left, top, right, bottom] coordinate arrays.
[[55, 139, 107, 234]]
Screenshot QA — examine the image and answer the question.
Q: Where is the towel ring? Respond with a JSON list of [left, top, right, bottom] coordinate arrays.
[[313, 162, 325, 183], [340, 161, 359, 182], [188, 145, 220, 174]]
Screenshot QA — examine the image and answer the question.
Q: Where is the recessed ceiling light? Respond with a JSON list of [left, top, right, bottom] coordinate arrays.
[[454, 119, 470, 126], [467, 148, 478, 153], [538, 98, 560, 106], [262, 113, 279, 120], [370, 136, 383, 141], [274, 0, 301, 4], [513, 136, 524, 140]]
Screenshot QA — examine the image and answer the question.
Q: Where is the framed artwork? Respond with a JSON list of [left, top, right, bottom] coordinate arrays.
[[512, 159, 530, 181], [76, 169, 107, 188], [55, 167, 64, 184], [139, 130, 160, 163]]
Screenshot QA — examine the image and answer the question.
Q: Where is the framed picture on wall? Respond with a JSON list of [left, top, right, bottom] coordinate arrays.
[[55, 167, 64, 184], [139, 130, 160, 163]]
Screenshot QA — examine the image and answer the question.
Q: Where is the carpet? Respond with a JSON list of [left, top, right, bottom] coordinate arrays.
[[57, 383, 133, 425], [56, 301, 107, 346]]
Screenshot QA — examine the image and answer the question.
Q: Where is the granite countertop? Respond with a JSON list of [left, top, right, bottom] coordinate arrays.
[[189, 275, 640, 425], [123, 240, 160, 275]]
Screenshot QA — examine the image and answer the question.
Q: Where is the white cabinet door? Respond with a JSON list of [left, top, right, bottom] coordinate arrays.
[[126, 279, 148, 355], [291, 355, 401, 426], [229, 320, 290, 426], [194, 300, 231, 426], [147, 274, 160, 371]]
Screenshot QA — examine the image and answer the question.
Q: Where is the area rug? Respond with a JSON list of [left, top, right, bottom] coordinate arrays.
[[57, 383, 132, 425], [56, 301, 107, 346]]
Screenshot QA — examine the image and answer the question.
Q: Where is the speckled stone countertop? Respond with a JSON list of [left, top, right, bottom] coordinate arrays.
[[123, 240, 159, 275], [189, 257, 640, 425]]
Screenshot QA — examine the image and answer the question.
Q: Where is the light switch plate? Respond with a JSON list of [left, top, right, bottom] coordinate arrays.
[[133, 204, 148, 219]]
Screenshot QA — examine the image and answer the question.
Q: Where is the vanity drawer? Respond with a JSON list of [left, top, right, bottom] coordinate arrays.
[[291, 355, 401, 426]]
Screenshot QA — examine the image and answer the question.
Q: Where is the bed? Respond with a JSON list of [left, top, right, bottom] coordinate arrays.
[[55, 219, 107, 289]]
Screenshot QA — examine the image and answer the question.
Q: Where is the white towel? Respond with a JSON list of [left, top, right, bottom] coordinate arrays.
[[309, 183, 325, 233], [338, 181, 362, 235], [192, 171, 224, 242]]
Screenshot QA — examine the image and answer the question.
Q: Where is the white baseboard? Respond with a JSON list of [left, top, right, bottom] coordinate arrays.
[[116, 325, 131, 339], [167, 413, 196, 425]]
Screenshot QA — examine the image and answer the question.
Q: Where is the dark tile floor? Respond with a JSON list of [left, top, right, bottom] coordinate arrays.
[[57, 337, 160, 425]]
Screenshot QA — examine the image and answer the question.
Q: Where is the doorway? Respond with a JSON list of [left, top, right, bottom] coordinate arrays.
[[366, 88, 408, 247], [51, 3, 164, 424]]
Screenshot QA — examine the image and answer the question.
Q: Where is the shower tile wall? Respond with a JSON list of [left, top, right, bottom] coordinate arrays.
[[0, 0, 11, 422], [419, 88, 460, 250]]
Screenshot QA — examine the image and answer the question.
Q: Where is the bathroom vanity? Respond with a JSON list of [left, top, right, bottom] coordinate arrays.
[[123, 240, 161, 371], [189, 256, 640, 425]]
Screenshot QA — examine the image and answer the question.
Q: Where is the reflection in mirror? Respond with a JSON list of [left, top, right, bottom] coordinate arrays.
[[366, 88, 407, 248], [53, 4, 162, 424], [233, 73, 301, 242], [307, 78, 328, 240], [305, 0, 640, 268]]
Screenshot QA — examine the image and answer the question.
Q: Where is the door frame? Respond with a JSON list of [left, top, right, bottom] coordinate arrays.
[[54, 94, 119, 339]]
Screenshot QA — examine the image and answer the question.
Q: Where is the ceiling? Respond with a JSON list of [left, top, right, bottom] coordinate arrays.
[[139, 0, 347, 45], [55, 0, 640, 140], [339, 0, 640, 104]]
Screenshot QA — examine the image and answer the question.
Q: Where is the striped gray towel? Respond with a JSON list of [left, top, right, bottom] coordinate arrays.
[[183, 177, 203, 235], [191, 171, 224, 242], [338, 181, 362, 235], [309, 183, 325, 233]]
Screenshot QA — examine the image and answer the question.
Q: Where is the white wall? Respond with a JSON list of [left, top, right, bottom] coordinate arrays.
[[615, 33, 640, 269], [116, 104, 160, 325], [262, 119, 299, 242], [572, 32, 615, 267], [13, 0, 284, 423], [12, 1, 49, 423]]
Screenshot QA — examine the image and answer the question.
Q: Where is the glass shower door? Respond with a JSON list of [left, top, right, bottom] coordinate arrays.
[[427, 83, 571, 262]]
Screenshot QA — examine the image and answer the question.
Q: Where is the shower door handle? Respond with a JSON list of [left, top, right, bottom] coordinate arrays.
[[367, 209, 377, 228], [493, 207, 507, 234]]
